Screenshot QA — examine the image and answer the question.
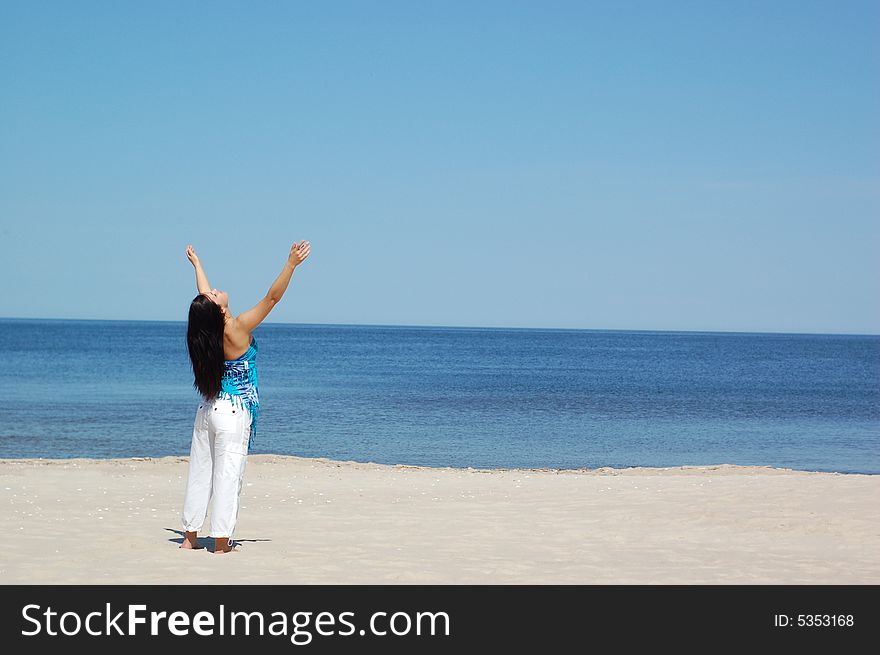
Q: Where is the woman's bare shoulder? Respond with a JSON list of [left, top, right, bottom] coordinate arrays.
[[223, 320, 253, 358]]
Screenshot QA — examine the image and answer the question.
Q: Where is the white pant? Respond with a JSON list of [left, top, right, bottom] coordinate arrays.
[[181, 396, 251, 538]]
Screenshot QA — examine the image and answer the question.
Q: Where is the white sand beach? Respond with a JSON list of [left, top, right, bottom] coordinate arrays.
[[1, 455, 878, 584]]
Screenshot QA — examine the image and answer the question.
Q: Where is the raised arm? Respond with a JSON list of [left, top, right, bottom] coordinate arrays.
[[236, 241, 311, 334], [185, 245, 212, 294]]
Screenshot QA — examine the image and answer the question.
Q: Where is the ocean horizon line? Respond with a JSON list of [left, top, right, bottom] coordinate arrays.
[[0, 315, 878, 339]]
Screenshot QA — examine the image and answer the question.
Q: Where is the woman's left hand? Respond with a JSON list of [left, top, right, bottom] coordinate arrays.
[[186, 244, 200, 267]]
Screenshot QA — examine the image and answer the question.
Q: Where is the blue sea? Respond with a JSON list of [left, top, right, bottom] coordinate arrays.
[[1, 318, 878, 473]]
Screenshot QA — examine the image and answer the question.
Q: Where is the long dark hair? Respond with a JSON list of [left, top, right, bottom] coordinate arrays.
[[186, 293, 225, 401]]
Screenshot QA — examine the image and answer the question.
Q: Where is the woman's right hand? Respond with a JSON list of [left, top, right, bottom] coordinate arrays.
[[289, 241, 311, 268]]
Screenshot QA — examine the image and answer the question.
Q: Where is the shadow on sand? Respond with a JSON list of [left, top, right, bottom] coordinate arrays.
[[165, 528, 272, 553]]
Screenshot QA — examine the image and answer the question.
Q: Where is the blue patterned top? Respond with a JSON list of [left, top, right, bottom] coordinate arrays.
[[217, 336, 259, 448]]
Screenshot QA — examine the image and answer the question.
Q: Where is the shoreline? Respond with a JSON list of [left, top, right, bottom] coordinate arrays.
[[3, 453, 878, 584], [0, 454, 869, 477]]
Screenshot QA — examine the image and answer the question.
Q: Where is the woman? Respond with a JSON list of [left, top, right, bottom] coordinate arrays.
[[180, 240, 311, 553]]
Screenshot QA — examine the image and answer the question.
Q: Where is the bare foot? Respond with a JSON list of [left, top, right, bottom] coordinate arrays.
[[179, 531, 205, 550], [214, 538, 240, 554], [179, 541, 205, 550]]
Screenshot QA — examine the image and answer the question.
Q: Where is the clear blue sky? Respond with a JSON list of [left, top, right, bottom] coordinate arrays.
[[1, 1, 877, 334]]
